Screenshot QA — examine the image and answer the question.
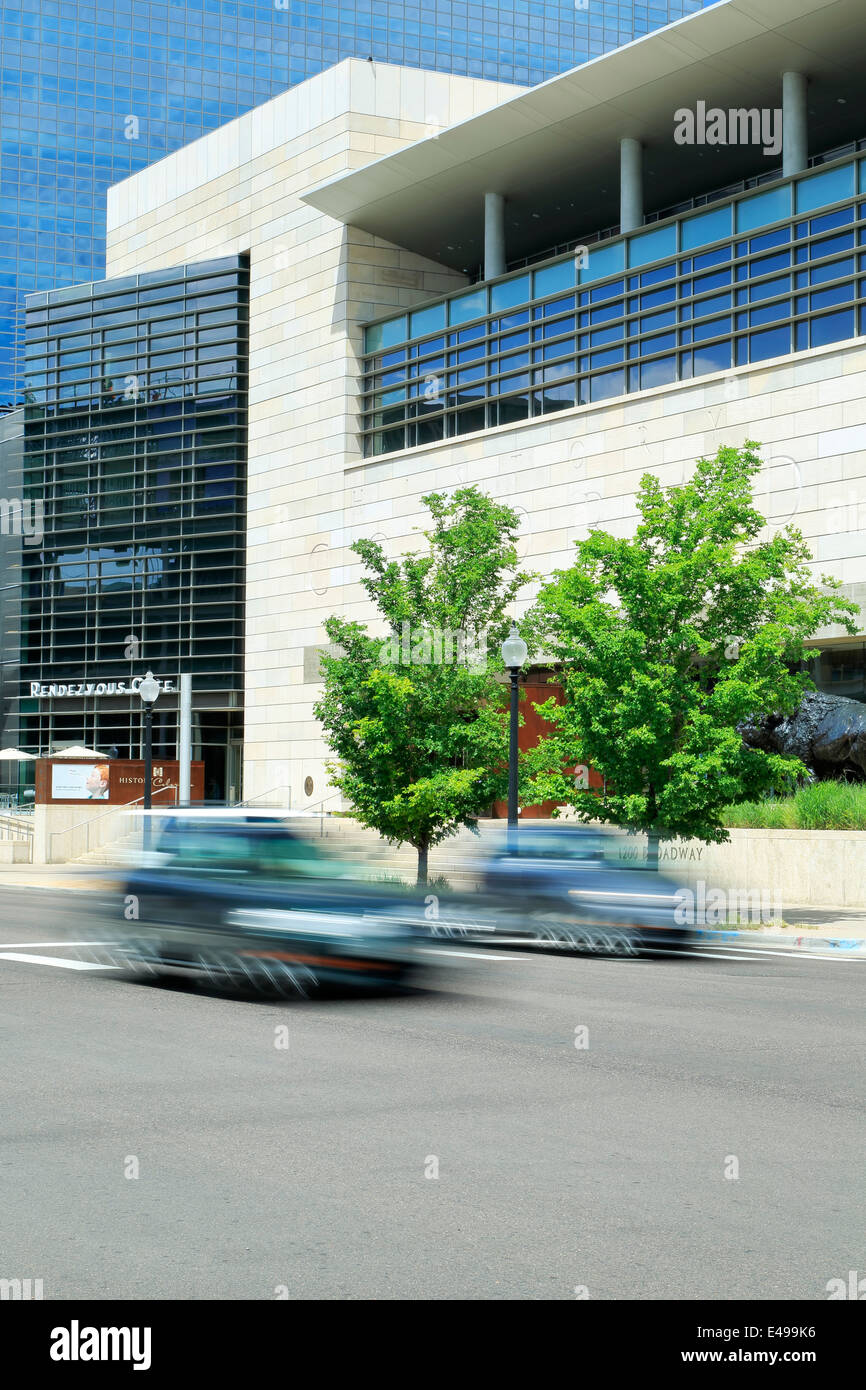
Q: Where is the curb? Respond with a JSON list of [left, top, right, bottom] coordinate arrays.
[[696, 928, 866, 953]]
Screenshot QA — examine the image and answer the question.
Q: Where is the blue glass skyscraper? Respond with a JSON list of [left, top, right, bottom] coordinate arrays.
[[0, 0, 713, 403]]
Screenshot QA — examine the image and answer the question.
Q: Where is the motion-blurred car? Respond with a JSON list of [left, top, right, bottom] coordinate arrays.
[[473, 823, 693, 956], [110, 809, 424, 996]]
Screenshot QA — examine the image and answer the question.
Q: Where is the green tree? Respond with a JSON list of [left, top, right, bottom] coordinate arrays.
[[314, 487, 534, 884], [525, 443, 859, 861]]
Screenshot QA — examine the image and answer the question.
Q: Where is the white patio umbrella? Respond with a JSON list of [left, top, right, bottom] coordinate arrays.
[[0, 747, 36, 760], [52, 745, 104, 758]]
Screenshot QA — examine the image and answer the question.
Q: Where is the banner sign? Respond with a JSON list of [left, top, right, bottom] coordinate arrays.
[[29, 677, 177, 699]]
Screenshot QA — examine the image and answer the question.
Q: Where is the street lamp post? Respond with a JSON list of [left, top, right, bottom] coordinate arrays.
[[138, 671, 161, 849], [501, 622, 528, 851]]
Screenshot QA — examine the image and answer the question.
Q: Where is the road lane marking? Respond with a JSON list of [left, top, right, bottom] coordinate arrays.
[[700, 944, 865, 962], [0, 952, 118, 971], [0, 940, 117, 949], [416, 948, 524, 960]]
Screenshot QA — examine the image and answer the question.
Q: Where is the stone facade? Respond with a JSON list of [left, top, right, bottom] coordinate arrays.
[[105, 58, 866, 808]]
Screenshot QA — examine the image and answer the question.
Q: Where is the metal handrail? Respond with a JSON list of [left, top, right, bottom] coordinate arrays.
[[306, 787, 343, 815], [0, 813, 34, 843], [304, 787, 345, 838], [48, 784, 179, 862], [230, 785, 291, 808]]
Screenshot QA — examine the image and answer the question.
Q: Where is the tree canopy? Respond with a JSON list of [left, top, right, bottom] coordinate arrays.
[[524, 443, 859, 850], [315, 486, 535, 883]]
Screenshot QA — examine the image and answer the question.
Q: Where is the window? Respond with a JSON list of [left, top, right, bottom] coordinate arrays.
[[811, 308, 855, 348]]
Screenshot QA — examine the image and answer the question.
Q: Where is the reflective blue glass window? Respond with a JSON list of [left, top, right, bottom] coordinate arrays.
[[736, 185, 791, 233], [750, 300, 790, 327], [449, 288, 487, 327], [640, 261, 676, 287], [641, 284, 676, 309], [693, 245, 731, 271], [693, 340, 732, 375], [812, 283, 855, 310], [490, 274, 530, 312], [365, 316, 406, 353], [750, 227, 790, 253], [693, 315, 730, 343], [628, 224, 676, 268], [642, 331, 676, 354], [497, 310, 530, 331], [693, 292, 732, 318], [640, 355, 677, 389], [811, 232, 856, 260], [542, 316, 575, 339], [749, 324, 791, 360], [811, 308, 855, 347], [590, 278, 624, 304], [640, 309, 676, 332], [751, 251, 791, 277], [795, 163, 856, 214], [410, 303, 446, 338], [499, 329, 529, 351], [582, 240, 625, 285], [590, 368, 625, 402], [589, 300, 624, 324], [681, 204, 732, 252], [590, 346, 624, 369], [454, 322, 486, 344], [750, 274, 790, 303], [533, 260, 574, 300], [810, 206, 855, 234], [811, 256, 855, 285], [590, 324, 621, 347], [694, 269, 732, 293], [541, 296, 575, 317]]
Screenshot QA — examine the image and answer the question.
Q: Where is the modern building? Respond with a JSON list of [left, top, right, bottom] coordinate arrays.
[[0, 405, 24, 766], [0, 0, 713, 405], [20, 0, 866, 808], [21, 256, 248, 795]]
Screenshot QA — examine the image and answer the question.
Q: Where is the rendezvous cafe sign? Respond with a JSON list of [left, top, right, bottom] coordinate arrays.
[[30, 677, 177, 699]]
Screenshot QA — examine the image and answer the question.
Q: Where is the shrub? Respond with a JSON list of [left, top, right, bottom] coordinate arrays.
[[722, 781, 866, 830]]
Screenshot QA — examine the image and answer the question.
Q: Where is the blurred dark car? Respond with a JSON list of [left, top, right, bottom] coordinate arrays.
[[475, 823, 693, 956], [111, 810, 424, 996]]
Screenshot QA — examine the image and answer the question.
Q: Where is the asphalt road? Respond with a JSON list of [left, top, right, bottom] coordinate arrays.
[[0, 886, 863, 1301]]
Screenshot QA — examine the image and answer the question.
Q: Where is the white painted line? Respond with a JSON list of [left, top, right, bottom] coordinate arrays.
[[0, 941, 117, 950], [782, 951, 866, 962], [0, 952, 118, 971], [416, 947, 524, 960], [708, 944, 866, 962], [669, 949, 758, 961]]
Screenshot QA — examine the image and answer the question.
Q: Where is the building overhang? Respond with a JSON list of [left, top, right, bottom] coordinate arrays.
[[302, 0, 866, 272]]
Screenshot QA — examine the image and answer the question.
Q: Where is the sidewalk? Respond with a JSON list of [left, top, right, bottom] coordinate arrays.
[[700, 906, 866, 952], [0, 864, 118, 891]]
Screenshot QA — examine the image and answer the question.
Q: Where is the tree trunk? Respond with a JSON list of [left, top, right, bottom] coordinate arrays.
[[646, 783, 660, 871], [646, 829, 660, 871], [416, 841, 429, 887]]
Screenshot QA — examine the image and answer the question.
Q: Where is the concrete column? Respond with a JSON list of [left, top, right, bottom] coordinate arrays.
[[484, 192, 506, 280], [178, 672, 191, 804], [782, 71, 808, 178], [620, 137, 643, 234]]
